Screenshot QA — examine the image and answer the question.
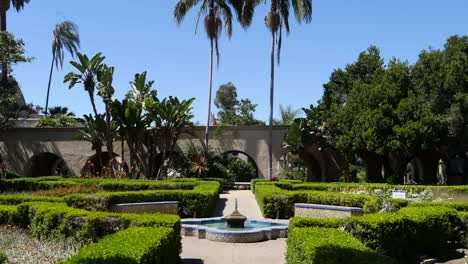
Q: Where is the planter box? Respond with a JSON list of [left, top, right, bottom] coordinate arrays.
[[109, 201, 179, 215], [294, 203, 363, 218]]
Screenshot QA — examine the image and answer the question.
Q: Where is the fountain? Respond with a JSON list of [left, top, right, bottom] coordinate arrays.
[[181, 199, 288, 243], [225, 199, 247, 228]]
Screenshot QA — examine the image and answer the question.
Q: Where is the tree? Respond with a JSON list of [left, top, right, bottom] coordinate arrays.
[[0, 0, 30, 80], [64, 52, 105, 117], [97, 65, 117, 175], [174, 0, 248, 154], [239, 0, 312, 179], [0, 32, 31, 130], [48, 106, 75, 117], [45, 21, 80, 115], [275, 104, 300, 125], [215, 82, 238, 110], [79, 114, 106, 173]]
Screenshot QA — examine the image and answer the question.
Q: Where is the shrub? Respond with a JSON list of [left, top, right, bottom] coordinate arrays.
[[0, 195, 63, 205], [255, 184, 379, 219], [0, 205, 17, 225], [343, 206, 463, 262], [289, 217, 344, 228], [250, 179, 270, 193], [64, 181, 220, 218], [62, 227, 178, 264], [0, 253, 7, 264], [33, 186, 99, 197], [16, 202, 181, 245], [287, 227, 396, 264], [408, 201, 468, 211], [384, 198, 408, 211]]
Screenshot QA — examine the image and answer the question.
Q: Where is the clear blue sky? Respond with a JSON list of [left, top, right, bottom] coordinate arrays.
[[8, 0, 468, 123]]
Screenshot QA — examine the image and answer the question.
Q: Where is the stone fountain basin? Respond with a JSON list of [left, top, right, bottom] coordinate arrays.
[[181, 217, 288, 243]]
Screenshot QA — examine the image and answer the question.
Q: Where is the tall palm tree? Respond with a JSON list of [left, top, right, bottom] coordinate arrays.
[[174, 0, 240, 154], [0, 0, 30, 80], [45, 21, 80, 115], [240, 0, 312, 179], [64, 53, 105, 117]]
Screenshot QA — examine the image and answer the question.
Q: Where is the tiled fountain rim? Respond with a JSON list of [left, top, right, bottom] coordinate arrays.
[[181, 217, 289, 242]]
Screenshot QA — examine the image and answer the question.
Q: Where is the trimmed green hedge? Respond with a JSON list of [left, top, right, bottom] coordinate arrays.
[[16, 202, 180, 246], [0, 177, 202, 193], [408, 201, 468, 211], [287, 227, 396, 264], [254, 184, 379, 219], [0, 205, 18, 225], [289, 217, 345, 229], [63, 227, 178, 264], [344, 206, 463, 262], [250, 179, 269, 193], [0, 195, 63, 205], [0, 253, 7, 264], [64, 181, 220, 218]]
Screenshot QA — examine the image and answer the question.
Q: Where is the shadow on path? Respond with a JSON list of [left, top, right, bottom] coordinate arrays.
[[211, 194, 228, 217], [180, 258, 205, 264]]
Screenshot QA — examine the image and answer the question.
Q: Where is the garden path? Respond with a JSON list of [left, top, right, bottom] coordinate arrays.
[[181, 190, 287, 264]]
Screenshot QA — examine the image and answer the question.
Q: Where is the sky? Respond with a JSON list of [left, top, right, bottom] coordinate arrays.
[[7, 0, 468, 124]]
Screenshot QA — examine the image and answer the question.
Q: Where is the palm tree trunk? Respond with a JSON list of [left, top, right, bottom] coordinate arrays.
[[268, 31, 275, 180], [1, 11, 7, 81], [88, 91, 98, 117], [105, 100, 115, 177], [204, 37, 214, 154], [45, 53, 55, 115]]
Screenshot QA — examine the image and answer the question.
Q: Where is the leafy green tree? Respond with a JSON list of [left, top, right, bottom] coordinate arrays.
[[0, 0, 30, 80], [45, 21, 80, 115], [0, 32, 31, 130], [174, 0, 248, 153], [35, 114, 77, 128], [79, 114, 107, 171], [64, 52, 105, 117], [215, 82, 238, 110]]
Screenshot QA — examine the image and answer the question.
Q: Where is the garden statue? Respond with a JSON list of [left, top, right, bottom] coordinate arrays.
[[437, 159, 447, 185]]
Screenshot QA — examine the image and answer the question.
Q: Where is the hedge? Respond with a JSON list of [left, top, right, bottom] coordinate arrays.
[[254, 184, 379, 219], [408, 201, 468, 211], [0, 177, 203, 193], [343, 206, 463, 262], [16, 202, 181, 247], [0, 205, 18, 225], [0, 253, 7, 264], [287, 227, 396, 264], [62, 227, 178, 264], [289, 217, 345, 229], [0, 195, 63, 205], [64, 181, 220, 218]]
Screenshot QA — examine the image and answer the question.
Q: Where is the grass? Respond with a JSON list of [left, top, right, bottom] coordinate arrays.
[[0, 225, 80, 264]]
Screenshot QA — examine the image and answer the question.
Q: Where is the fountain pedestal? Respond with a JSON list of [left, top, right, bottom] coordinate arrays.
[[225, 198, 247, 228]]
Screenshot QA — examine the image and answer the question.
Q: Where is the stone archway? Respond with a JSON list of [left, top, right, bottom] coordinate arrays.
[[24, 152, 70, 177], [220, 150, 259, 182]]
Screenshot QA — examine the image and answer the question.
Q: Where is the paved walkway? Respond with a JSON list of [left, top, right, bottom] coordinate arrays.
[[181, 190, 287, 264]]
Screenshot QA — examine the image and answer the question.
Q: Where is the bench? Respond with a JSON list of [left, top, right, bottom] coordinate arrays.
[[294, 203, 363, 218], [109, 201, 179, 215]]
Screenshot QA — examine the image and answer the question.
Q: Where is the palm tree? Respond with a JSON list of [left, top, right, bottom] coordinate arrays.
[[48, 106, 75, 117], [240, 0, 312, 179], [0, 0, 30, 80], [174, 0, 239, 154], [277, 104, 300, 125], [45, 21, 80, 115], [64, 53, 105, 117]]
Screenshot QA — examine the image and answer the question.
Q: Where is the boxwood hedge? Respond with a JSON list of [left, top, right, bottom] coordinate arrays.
[[287, 227, 396, 264], [64, 181, 220, 218], [343, 206, 463, 262], [62, 227, 178, 264], [254, 184, 379, 219]]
